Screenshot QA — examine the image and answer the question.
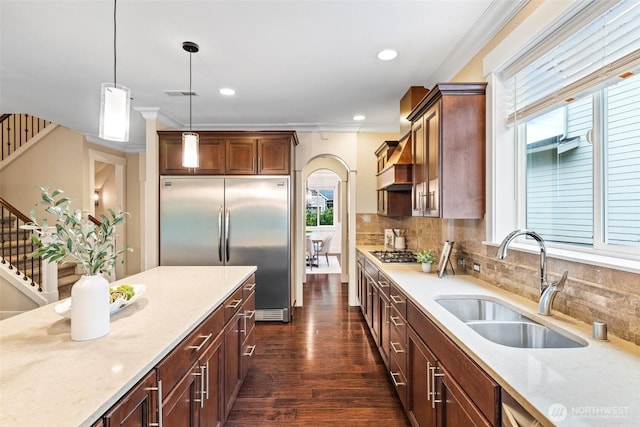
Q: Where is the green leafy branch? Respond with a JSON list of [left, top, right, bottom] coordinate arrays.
[[21, 187, 132, 277]]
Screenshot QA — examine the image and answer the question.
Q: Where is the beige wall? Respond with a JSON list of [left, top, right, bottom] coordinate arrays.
[[452, 0, 545, 82], [0, 126, 85, 216], [355, 132, 398, 214], [125, 152, 142, 275], [0, 126, 141, 276]]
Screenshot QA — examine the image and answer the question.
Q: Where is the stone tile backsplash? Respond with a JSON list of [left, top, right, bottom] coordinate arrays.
[[356, 213, 640, 345]]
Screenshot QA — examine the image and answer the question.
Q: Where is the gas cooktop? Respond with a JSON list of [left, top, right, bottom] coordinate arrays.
[[369, 250, 418, 263]]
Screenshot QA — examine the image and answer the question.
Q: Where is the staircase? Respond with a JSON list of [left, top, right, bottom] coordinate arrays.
[[0, 208, 80, 301], [1, 114, 72, 305]]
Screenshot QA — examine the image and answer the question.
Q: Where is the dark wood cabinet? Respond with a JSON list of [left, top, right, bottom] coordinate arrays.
[[407, 327, 437, 427], [408, 83, 487, 219], [159, 131, 296, 176], [226, 138, 257, 174], [378, 274, 391, 366], [357, 253, 501, 427], [199, 332, 224, 427], [103, 370, 158, 427], [159, 132, 225, 175], [99, 276, 255, 427], [241, 282, 256, 381], [439, 366, 491, 427], [162, 361, 199, 427], [224, 310, 243, 418], [258, 137, 290, 174], [407, 301, 500, 426], [376, 137, 412, 217]]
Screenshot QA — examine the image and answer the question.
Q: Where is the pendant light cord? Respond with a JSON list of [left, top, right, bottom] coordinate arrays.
[[189, 52, 193, 132], [113, 0, 117, 87]]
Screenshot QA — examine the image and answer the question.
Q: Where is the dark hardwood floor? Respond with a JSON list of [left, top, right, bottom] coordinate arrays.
[[226, 273, 410, 426]]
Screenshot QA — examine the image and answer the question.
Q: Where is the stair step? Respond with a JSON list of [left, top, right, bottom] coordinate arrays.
[[57, 264, 77, 278], [58, 274, 81, 287], [58, 283, 73, 300]]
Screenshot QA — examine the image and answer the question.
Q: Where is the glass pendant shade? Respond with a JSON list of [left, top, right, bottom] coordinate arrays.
[[182, 132, 200, 167], [99, 82, 130, 142]]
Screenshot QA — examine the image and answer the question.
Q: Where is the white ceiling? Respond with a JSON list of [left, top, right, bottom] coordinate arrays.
[[0, 1, 524, 152]]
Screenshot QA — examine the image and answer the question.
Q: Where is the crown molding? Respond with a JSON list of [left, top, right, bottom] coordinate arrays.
[[425, 0, 529, 86]]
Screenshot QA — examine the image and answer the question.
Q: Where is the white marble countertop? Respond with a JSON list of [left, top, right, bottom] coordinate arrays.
[[358, 246, 640, 427], [0, 265, 256, 427]]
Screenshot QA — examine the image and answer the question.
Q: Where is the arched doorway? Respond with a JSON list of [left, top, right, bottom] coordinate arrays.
[[295, 155, 355, 307]]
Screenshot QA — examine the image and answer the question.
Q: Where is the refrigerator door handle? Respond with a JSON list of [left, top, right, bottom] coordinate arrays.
[[225, 207, 230, 262], [217, 206, 223, 262]]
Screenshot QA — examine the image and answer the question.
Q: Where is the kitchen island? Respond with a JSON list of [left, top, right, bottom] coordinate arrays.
[[0, 265, 256, 427], [358, 246, 640, 426]]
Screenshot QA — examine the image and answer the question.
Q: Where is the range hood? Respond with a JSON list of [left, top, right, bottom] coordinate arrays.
[[376, 135, 413, 191], [376, 86, 427, 192]]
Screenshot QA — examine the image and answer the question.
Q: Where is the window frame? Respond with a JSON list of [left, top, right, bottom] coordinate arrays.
[[484, 0, 640, 273]]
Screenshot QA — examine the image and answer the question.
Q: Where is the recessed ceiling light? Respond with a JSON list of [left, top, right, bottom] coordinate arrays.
[[353, 115, 365, 121], [219, 88, 236, 96], [377, 49, 398, 61]]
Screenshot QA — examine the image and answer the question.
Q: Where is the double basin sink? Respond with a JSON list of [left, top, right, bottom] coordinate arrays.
[[436, 296, 587, 349]]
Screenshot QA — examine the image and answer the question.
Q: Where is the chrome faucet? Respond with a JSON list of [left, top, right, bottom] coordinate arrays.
[[496, 229, 568, 316]]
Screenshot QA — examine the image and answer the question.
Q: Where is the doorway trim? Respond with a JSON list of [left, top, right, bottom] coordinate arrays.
[[88, 149, 127, 278], [297, 155, 357, 307]]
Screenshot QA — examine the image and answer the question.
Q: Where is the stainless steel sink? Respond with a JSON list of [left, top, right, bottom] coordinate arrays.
[[436, 297, 529, 322], [435, 296, 587, 349], [466, 321, 586, 348]]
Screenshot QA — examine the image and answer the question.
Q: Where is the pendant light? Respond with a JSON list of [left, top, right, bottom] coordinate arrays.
[[182, 41, 200, 168], [99, 0, 130, 142]]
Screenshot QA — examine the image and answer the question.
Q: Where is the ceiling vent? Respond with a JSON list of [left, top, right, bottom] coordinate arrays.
[[163, 90, 197, 96]]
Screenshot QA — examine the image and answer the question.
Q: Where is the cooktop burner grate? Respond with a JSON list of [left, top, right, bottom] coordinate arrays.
[[369, 250, 417, 263]]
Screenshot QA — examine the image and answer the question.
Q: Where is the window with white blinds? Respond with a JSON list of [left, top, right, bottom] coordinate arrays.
[[503, 0, 640, 253], [504, 0, 640, 124]]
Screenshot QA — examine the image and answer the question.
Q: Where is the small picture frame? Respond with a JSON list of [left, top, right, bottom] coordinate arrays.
[[437, 240, 455, 278]]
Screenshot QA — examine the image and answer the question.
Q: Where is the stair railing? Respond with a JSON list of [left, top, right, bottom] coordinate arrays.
[[0, 197, 42, 291], [1, 114, 52, 161]]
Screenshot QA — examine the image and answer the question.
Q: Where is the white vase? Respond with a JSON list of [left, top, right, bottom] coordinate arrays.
[[71, 274, 110, 341], [421, 263, 432, 273]]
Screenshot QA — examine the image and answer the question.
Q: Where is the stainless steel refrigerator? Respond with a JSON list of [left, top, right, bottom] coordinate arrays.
[[160, 176, 291, 322]]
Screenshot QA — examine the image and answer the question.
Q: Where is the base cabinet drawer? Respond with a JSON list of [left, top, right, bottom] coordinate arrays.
[[103, 370, 158, 427], [389, 353, 408, 410]]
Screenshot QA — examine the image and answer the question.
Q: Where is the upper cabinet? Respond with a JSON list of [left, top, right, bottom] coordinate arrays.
[[159, 132, 226, 175], [408, 83, 486, 219], [226, 137, 291, 175], [159, 131, 297, 176], [376, 86, 428, 218]]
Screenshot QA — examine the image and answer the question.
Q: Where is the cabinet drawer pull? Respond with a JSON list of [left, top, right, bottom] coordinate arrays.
[[204, 361, 210, 400], [194, 366, 205, 408], [390, 295, 405, 304], [147, 380, 163, 427], [243, 345, 256, 357], [390, 341, 405, 354], [390, 316, 404, 327], [244, 283, 256, 292], [245, 310, 256, 319], [378, 280, 389, 288], [226, 299, 242, 309], [188, 333, 213, 352], [429, 364, 444, 409], [390, 371, 405, 387]]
